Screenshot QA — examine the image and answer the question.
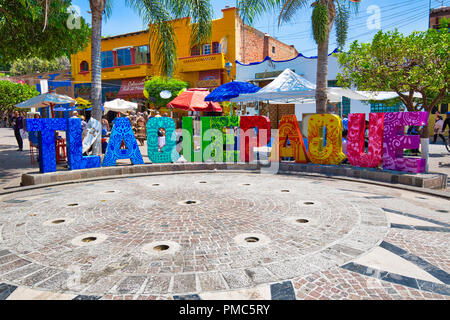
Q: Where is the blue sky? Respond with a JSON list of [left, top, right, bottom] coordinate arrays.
[[71, 0, 448, 57]]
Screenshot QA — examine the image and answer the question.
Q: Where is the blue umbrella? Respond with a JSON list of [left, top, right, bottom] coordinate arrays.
[[83, 106, 104, 111], [204, 81, 260, 102]]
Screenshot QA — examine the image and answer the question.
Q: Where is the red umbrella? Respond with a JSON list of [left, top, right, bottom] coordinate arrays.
[[167, 88, 222, 112]]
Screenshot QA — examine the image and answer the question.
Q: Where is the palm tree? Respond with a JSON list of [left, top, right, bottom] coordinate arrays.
[[238, 0, 357, 114], [86, 0, 213, 154]]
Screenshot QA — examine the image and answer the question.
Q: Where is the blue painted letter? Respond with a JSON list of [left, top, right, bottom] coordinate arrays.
[[27, 118, 67, 173], [66, 118, 101, 170], [102, 117, 144, 166]]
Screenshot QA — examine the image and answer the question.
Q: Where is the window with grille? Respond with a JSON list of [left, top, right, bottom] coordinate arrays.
[[116, 48, 132, 66], [370, 103, 401, 113], [203, 44, 211, 55], [101, 51, 114, 68], [134, 45, 150, 64], [191, 46, 200, 56]]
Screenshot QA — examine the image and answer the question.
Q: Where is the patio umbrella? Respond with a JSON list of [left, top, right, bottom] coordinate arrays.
[[54, 104, 76, 112], [167, 88, 222, 112], [103, 98, 138, 114], [204, 81, 260, 102], [15, 92, 77, 109]]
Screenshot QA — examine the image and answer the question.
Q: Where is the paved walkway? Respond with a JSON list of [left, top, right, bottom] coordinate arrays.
[[0, 172, 449, 300]]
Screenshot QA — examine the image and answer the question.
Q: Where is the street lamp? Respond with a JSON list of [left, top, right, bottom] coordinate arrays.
[[225, 62, 233, 81]]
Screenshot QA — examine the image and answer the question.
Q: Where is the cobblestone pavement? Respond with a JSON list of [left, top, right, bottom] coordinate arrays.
[[0, 172, 448, 300]]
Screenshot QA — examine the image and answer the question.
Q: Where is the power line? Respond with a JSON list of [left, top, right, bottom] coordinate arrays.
[[276, 5, 428, 40]]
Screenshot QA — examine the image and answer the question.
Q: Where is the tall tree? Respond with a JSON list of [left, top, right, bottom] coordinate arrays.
[[0, 0, 91, 65], [10, 57, 71, 76], [237, 0, 357, 114], [85, 0, 213, 154], [336, 28, 449, 139], [0, 80, 40, 111]]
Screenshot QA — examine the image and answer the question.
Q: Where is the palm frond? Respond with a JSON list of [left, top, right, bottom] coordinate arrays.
[[104, 0, 113, 21], [237, 0, 282, 24], [126, 0, 214, 77], [125, 0, 177, 77], [169, 0, 213, 49], [278, 0, 309, 26], [335, 0, 349, 49]]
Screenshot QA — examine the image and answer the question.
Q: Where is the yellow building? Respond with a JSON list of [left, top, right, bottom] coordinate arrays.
[[70, 6, 298, 105]]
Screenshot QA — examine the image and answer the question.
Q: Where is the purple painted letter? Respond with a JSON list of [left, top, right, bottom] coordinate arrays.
[[382, 112, 428, 173]]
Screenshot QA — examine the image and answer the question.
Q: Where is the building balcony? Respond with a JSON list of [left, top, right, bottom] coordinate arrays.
[[178, 53, 225, 73], [75, 63, 153, 81]]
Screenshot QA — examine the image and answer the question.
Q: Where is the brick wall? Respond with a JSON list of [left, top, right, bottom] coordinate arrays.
[[238, 24, 298, 64]]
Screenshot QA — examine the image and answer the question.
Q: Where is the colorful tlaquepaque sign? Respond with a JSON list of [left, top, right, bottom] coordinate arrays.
[[27, 111, 428, 175]]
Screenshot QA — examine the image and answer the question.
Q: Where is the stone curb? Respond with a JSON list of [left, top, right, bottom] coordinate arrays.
[[0, 162, 447, 199]]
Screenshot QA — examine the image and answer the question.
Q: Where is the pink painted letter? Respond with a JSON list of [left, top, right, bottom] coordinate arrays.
[[347, 113, 385, 168]]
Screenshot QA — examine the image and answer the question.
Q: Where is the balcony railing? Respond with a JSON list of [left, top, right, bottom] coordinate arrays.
[[178, 53, 225, 72]]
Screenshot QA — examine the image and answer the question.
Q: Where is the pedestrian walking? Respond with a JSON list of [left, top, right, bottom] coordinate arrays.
[[443, 112, 450, 142], [134, 117, 147, 146], [433, 115, 446, 144], [12, 110, 24, 151]]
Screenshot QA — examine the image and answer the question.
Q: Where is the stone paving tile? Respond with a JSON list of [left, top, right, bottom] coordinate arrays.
[[143, 275, 172, 294], [198, 272, 228, 292], [38, 271, 72, 291], [222, 270, 253, 289], [1, 263, 45, 282], [292, 267, 450, 300], [384, 228, 450, 275], [0, 250, 11, 257], [115, 276, 147, 295], [0, 259, 32, 276], [172, 274, 197, 294], [20, 268, 62, 287]]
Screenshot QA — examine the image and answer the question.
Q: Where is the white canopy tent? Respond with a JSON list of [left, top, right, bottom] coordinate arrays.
[[231, 68, 423, 104], [103, 98, 138, 114]]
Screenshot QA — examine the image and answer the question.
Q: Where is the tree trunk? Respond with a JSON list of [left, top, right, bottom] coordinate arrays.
[[315, 0, 335, 114], [420, 111, 431, 172], [90, 1, 105, 155], [315, 36, 330, 114]]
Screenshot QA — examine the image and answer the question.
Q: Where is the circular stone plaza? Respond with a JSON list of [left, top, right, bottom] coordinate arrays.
[[0, 171, 449, 300]]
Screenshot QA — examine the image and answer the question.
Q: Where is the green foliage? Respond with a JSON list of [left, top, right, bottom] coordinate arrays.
[[312, 2, 329, 45], [335, 1, 349, 49], [335, 28, 449, 112], [0, 0, 91, 65], [144, 76, 188, 108], [0, 80, 39, 111], [10, 57, 71, 76]]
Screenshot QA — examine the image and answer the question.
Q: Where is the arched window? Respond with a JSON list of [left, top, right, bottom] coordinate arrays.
[[80, 61, 89, 72], [212, 42, 221, 54]]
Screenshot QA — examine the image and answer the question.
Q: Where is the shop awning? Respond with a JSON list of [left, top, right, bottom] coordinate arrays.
[[116, 77, 145, 99]]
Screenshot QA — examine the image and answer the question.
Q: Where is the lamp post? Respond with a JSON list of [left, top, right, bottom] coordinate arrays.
[[225, 62, 233, 82]]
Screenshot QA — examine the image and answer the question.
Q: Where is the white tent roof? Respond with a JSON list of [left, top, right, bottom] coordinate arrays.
[[103, 98, 138, 114], [231, 69, 316, 103], [231, 68, 423, 104]]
